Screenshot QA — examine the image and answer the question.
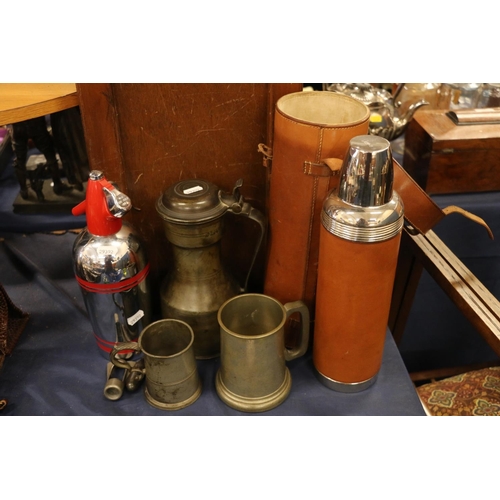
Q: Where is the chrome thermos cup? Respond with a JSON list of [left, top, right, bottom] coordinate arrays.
[[313, 135, 404, 392]]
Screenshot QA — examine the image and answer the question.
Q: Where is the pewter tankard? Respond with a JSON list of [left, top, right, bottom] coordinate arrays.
[[156, 179, 266, 359], [216, 293, 309, 412], [110, 319, 201, 410]]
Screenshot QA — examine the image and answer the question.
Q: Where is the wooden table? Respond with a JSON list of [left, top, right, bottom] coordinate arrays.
[[0, 83, 78, 125]]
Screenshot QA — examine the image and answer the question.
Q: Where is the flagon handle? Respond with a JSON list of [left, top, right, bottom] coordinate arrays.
[[223, 179, 267, 292], [240, 204, 266, 292]]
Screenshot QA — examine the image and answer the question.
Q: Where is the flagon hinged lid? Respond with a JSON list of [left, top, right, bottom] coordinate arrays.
[[156, 179, 228, 224]]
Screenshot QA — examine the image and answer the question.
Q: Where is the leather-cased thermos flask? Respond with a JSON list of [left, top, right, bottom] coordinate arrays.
[[313, 135, 404, 392]]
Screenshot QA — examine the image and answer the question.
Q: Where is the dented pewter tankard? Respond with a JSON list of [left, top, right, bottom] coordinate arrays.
[[110, 319, 202, 411], [156, 178, 266, 359]]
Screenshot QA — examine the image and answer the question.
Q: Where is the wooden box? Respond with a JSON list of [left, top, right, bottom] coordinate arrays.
[[403, 108, 500, 194]]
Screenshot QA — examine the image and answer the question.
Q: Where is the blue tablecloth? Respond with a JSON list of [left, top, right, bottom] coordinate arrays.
[[0, 231, 424, 416]]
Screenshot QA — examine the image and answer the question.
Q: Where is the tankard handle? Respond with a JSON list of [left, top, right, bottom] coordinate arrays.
[[283, 300, 310, 361], [221, 179, 267, 292], [110, 342, 143, 371]]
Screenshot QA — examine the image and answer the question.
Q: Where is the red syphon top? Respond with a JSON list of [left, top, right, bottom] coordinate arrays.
[[72, 176, 123, 236]]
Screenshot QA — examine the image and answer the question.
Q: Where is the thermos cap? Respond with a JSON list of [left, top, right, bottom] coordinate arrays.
[[321, 135, 404, 243], [156, 179, 228, 224], [339, 135, 394, 207]]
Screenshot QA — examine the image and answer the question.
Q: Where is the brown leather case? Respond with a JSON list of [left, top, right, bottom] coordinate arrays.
[[263, 91, 370, 313], [261, 92, 493, 352], [313, 227, 402, 383]]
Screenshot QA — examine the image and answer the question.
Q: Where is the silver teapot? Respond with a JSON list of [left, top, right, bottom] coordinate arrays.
[[325, 83, 429, 140]]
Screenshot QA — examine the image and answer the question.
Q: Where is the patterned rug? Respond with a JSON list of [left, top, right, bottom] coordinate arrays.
[[417, 366, 500, 416]]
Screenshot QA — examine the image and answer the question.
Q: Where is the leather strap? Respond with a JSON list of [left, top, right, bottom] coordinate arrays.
[[317, 158, 343, 176], [260, 143, 493, 238], [392, 159, 493, 239], [391, 157, 446, 235], [442, 205, 494, 240], [303, 160, 341, 177], [326, 155, 448, 235]]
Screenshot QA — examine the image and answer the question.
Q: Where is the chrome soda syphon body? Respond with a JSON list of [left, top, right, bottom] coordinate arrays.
[[72, 170, 152, 359]]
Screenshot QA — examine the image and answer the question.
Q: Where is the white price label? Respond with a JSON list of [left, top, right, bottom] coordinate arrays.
[[127, 309, 145, 326], [183, 185, 203, 195], [97, 246, 115, 256]]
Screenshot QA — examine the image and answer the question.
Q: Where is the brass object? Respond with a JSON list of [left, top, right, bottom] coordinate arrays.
[[110, 319, 201, 411], [156, 178, 266, 359], [216, 293, 309, 412]]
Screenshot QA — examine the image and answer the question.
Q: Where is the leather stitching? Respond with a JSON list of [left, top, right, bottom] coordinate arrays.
[[303, 161, 332, 177], [302, 128, 322, 297], [317, 126, 324, 161], [303, 175, 318, 298]]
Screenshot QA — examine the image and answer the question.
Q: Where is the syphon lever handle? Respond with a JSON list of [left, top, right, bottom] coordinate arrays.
[[110, 342, 142, 370], [283, 300, 310, 361], [102, 185, 132, 218]]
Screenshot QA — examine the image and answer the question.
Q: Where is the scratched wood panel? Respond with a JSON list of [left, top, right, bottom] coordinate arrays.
[[113, 83, 268, 214], [78, 83, 302, 306]]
